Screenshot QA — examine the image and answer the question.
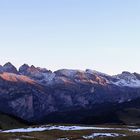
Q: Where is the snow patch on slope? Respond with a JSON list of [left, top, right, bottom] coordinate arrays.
[[112, 72, 140, 87], [83, 133, 126, 139], [86, 69, 110, 77]]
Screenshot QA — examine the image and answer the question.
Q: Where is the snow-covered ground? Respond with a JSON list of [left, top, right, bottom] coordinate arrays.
[[83, 133, 126, 139], [131, 129, 140, 132], [2, 125, 127, 133], [2, 126, 111, 133], [1, 125, 140, 133], [57, 138, 69, 140], [112, 72, 140, 87], [2, 127, 47, 133]]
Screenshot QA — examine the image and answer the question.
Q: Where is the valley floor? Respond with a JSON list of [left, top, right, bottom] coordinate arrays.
[[0, 125, 140, 140]]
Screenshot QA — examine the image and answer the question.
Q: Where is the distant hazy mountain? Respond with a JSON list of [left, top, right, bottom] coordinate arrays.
[[0, 62, 140, 125]]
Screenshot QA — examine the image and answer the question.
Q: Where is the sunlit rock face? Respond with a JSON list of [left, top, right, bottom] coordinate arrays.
[[0, 62, 140, 123]]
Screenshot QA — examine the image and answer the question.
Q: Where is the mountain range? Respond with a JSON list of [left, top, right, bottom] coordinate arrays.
[[0, 62, 140, 125]]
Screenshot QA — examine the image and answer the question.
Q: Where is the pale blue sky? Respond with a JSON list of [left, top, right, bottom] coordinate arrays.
[[0, 0, 140, 74]]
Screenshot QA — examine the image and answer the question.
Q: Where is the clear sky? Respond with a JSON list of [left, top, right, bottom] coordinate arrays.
[[0, 0, 140, 74]]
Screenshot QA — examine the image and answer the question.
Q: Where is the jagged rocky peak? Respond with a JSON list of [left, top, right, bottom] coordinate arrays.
[[36, 67, 51, 73], [19, 64, 38, 76], [29, 65, 51, 73], [133, 72, 140, 80], [111, 71, 140, 87], [19, 64, 30, 73], [121, 71, 133, 76], [19, 64, 53, 81], [3, 62, 18, 74], [30, 65, 37, 70], [122, 71, 131, 74], [115, 71, 136, 80], [19, 64, 51, 74]]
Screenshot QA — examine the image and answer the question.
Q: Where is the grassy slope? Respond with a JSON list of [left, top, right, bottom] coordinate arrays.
[[0, 113, 27, 130], [42, 98, 140, 125], [0, 128, 140, 140], [117, 108, 140, 125]]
